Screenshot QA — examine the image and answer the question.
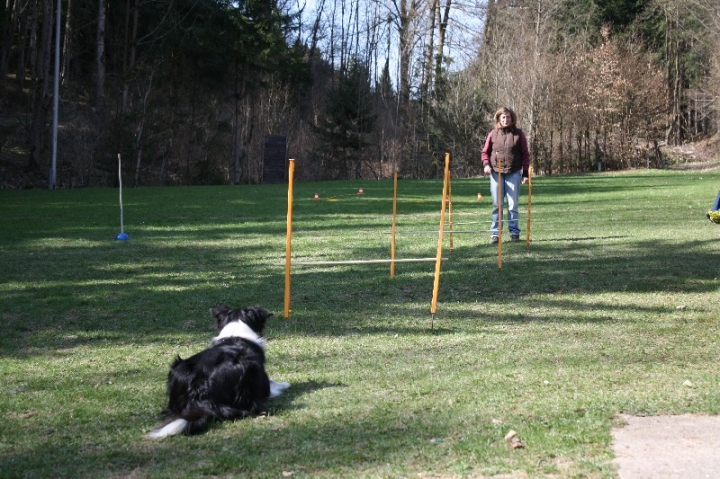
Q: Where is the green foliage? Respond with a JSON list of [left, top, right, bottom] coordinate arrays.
[[377, 58, 395, 104], [312, 60, 377, 179], [633, 1, 712, 88], [275, 40, 314, 103], [421, 69, 490, 176], [1, 170, 719, 477], [555, 0, 646, 39], [154, 0, 299, 87], [593, 0, 646, 28]]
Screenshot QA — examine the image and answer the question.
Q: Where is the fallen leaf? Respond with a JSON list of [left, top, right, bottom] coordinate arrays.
[[504, 430, 525, 449]]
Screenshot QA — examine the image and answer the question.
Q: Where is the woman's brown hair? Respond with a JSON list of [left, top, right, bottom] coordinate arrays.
[[493, 107, 517, 129]]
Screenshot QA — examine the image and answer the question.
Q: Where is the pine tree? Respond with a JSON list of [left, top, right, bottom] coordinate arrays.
[[312, 59, 377, 179]]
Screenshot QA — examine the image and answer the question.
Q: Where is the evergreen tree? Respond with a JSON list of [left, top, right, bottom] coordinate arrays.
[[312, 60, 377, 179]]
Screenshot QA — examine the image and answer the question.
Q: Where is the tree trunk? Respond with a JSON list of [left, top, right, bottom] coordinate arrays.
[[29, 0, 53, 170], [121, 0, 139, 113], [0, 0, 20, 80], [434, 0, 451, 88], [527, 0, 543, 153], [308, 0, 325, 60], [60, 0, 72, 84], [133, 69, 154, 185], [421, 0, 438, 100], [664, 3, 685, 146], [398, 0, 415, 108], [95, 0, 105, 109], [15, 2, 29, 93], [233, 67, 248, 184]]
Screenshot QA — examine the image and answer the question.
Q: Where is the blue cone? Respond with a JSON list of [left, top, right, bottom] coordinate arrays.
[[115, 232, 129, 241]]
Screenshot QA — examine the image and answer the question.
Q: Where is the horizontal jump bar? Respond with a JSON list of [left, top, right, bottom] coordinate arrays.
[[387, 230, 494, 234], [291, 257, 447, 266]]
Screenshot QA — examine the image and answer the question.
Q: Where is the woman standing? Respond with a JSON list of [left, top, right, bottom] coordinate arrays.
[[481, 106, 530, 243]]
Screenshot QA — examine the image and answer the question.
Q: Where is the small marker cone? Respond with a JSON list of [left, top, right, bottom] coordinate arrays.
[[358, 188, 364, 195], [314, 193, 319, 200], [477, 192, 483, 200]]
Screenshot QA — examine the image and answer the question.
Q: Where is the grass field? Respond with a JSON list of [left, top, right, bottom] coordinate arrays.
[[1, 169, 719, 478]]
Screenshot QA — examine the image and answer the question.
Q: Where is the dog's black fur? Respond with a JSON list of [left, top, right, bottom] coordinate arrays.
[[146, 305, 289, 439]]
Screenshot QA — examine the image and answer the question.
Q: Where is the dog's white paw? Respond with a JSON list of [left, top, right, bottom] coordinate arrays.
[[269, 380, 290, 398]]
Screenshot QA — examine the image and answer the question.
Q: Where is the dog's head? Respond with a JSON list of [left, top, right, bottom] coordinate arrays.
[[210, 305, 273, 336]]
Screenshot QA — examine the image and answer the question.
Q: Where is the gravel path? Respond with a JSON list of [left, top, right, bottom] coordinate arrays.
[[612, 414, 720, 478]]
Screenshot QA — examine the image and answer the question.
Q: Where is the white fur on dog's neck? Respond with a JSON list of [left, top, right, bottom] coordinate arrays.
[[213, 321, 266, 349]]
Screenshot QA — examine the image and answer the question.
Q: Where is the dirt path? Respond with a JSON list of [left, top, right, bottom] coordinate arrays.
[[612, 414, 720, 478]]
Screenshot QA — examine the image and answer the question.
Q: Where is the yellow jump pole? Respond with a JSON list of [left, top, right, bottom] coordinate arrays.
[[283, 159, 296, 319], [431, 152, 451, 327], [390, 170, 398, 278], [526, 165, 533, 248], [497, 157, 503, 269], [447, 168, 454, 252]]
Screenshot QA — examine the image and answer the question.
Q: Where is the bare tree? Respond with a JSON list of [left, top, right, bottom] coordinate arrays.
[[96, 0, 105, 109], [29, 0, 54, 170]]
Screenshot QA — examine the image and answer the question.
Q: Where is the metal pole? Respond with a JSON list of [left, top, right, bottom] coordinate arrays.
[[283, 159, 295, 319], [118, 154, 124, 233], [497, 157, 503, 269], [49, 0, 61, 189], [293, 257, 446, 266], [526, 166, 533, 248], [390, 170, 398, 278]]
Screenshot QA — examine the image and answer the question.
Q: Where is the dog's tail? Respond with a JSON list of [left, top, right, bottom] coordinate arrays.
[[145, 412, 211, 440], [146, 417, 188, 439]]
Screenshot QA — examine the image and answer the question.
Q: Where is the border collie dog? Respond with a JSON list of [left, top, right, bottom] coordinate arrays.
[[146, 305, 290, 439]]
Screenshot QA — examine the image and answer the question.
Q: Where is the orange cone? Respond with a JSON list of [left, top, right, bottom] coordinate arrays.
[[358, 188, 364, 195], [477, 193, 483, 200], [314, 193, 319, 200]]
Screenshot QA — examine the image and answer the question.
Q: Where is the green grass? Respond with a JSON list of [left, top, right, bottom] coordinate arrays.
[[1, 170, 719, 478]]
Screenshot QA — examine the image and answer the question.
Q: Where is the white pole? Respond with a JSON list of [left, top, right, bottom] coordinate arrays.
[[292, 257, 446, 266], [115, 154, 129, 240], [118, 154, 124, 234], [50, 0, 61, 189]]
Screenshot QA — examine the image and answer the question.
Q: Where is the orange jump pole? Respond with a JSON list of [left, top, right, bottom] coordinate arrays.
[[497, 157, 503, 269], [526, 165, 533, 248], [283, 159, 296, 319], [430, 152, 451, 327], [447, 168, 454, 252], [390, 170, 398, 278]]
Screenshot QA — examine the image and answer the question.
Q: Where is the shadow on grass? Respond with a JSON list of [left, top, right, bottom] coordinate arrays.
[[1, 385, 505, 479], [1, 235, 718, 357]]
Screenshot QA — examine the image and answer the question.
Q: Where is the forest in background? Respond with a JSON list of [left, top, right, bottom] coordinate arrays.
[[0, 0, 719, 188]]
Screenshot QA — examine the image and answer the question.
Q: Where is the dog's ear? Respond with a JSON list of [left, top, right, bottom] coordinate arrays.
[[255, 307, 273, 323], [242, 307, 273, 334], [211, 305, 232, 330], [210, 304, 230, 318]]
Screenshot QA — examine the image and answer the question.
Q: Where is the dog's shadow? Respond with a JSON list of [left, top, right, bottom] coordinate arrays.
[[269, 380, 345, 412]]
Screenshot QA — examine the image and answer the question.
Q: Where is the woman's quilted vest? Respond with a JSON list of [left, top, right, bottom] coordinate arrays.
[[490, 127, 523, 174]]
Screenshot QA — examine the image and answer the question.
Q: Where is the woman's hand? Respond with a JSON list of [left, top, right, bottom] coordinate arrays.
[[483, 165, 492, 176]]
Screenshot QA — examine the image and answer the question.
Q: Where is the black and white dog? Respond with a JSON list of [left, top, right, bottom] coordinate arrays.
[[146, 305, 290, 439]]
